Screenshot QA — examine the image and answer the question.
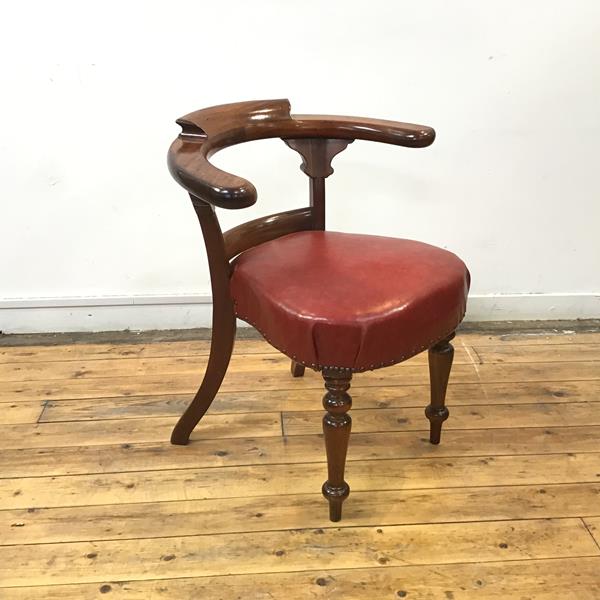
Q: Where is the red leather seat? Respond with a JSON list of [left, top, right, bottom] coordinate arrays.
[[230, 231, 470, 371]]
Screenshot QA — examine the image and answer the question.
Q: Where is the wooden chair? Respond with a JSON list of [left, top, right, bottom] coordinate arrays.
[[167, 99, 470, 521]]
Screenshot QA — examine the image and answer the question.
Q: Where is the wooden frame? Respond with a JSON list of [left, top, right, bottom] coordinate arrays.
[[167, 99, 453, 521]]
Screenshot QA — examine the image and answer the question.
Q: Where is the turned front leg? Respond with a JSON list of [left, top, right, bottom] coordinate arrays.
[[426, 333, 455, 444], [321, 368, 352, 522]]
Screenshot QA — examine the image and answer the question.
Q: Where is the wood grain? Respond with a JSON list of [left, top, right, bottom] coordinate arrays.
[[37, 379, 600, 422], [2, 330, 600, 597], [472, 343, 600, 363], [3, 426, 600, 479], [0, 339, 257, 363], [1, 330, 596, 363], [8, 557, 600, 599], [282, 402, 600, 435], [583, 517, 600, 548], [4, 484, 600, 546], [462, 331, 600, 346], [0, 413, 281, 450], [6, 359, 600, 403], [0, 363, 483, 402], [0, 348, 471, 382], [0, 519, 595, 586], [3, 452, 600, 510], [0, 400, 45, 424]]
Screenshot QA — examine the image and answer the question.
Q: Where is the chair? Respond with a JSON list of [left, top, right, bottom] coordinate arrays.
[[167, 99, 470, 521]]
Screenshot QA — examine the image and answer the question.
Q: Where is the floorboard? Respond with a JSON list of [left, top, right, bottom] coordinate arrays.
[[1, 329, 600, 596], [7, 557, 600, 600]]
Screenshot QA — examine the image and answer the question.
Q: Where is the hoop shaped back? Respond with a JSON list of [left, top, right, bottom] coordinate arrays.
[[168, 99, 435, 209]]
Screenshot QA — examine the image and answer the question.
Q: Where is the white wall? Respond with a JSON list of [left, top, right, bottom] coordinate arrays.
[[1, 0, 599, 332]]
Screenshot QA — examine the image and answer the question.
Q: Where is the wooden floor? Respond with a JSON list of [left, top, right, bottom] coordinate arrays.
[[2, 329, 600, 598]]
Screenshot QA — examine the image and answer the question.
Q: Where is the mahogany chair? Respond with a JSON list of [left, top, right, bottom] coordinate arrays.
[[167, 99, 470, 521]]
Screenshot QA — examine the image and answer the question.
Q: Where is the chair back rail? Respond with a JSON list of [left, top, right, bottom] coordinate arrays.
[[223, 207, 313, 261], [168, 99, 434, 209], [169, 99, 435, 286]]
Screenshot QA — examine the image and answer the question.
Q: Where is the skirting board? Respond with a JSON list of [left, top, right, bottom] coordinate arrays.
[[0, 293, 599, 334]]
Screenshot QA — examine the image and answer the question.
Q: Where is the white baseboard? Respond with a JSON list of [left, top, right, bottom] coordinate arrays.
[[466, 293, 600, 322], [0, 295, 215, 334], [0, 293, 599, 334]]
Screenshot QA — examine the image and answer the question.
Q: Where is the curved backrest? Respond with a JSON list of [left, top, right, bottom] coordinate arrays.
[[168, 99, 435, 209], [168, 98, 435, 265]]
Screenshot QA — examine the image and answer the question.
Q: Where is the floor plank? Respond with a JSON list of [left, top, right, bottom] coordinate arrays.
[[0, 339, 265, 363], [3, 452, 600, 510], [2, 329, 597, 364], [0, 519, 596, 586], [460, 331, 600, 346], [0, 400, 45, 425], [582, 516, 600, 548], [472, 343, 600, 364], [7, 557, 600, 599], [0, 348, 474, 383], [7, 400, 596, 451], [2, 426, 600, 479], [7, 329, 598, 364], [475, 361, 600, 383], [0, 413, 282, 450], [5, 483, 600, 546], [2, 328, 600, 597], [6, 359, 600, 403], [37, 380, 600, 421], [4, 359, 600, 404], [0, 363, 482, 401], [282, 401, 600, 435]]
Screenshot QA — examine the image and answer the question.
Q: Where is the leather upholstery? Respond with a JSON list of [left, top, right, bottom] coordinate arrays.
[[230, 231, 470, 372]]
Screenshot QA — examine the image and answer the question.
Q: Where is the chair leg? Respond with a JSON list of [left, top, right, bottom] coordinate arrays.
[[170, 311, 236, 446], [321, 368, 352, 522], [426, 333, 455, 445], [290, 360, 306, 377]]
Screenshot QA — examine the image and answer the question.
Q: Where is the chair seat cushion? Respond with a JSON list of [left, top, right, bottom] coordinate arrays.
[[230, 231, 470, 371]]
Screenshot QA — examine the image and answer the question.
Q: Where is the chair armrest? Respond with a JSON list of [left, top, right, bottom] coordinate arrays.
[[167, 99, 435, 209], [290, 114, 435, 148]]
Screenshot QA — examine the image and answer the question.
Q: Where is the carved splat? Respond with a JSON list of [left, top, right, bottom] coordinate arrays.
[[283, 138, 353, 230], [284, 138, 352, 178]]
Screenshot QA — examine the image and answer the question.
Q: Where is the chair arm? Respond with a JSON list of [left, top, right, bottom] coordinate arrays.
[[290, 114, 435, 148], [167, 99, 434, 209]]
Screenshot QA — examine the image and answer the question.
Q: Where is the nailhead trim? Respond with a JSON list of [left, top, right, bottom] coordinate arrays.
[[234, 300, 465, 373]]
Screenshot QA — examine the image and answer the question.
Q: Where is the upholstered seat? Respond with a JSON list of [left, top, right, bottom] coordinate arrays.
[[231, 231, 470, 372]]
